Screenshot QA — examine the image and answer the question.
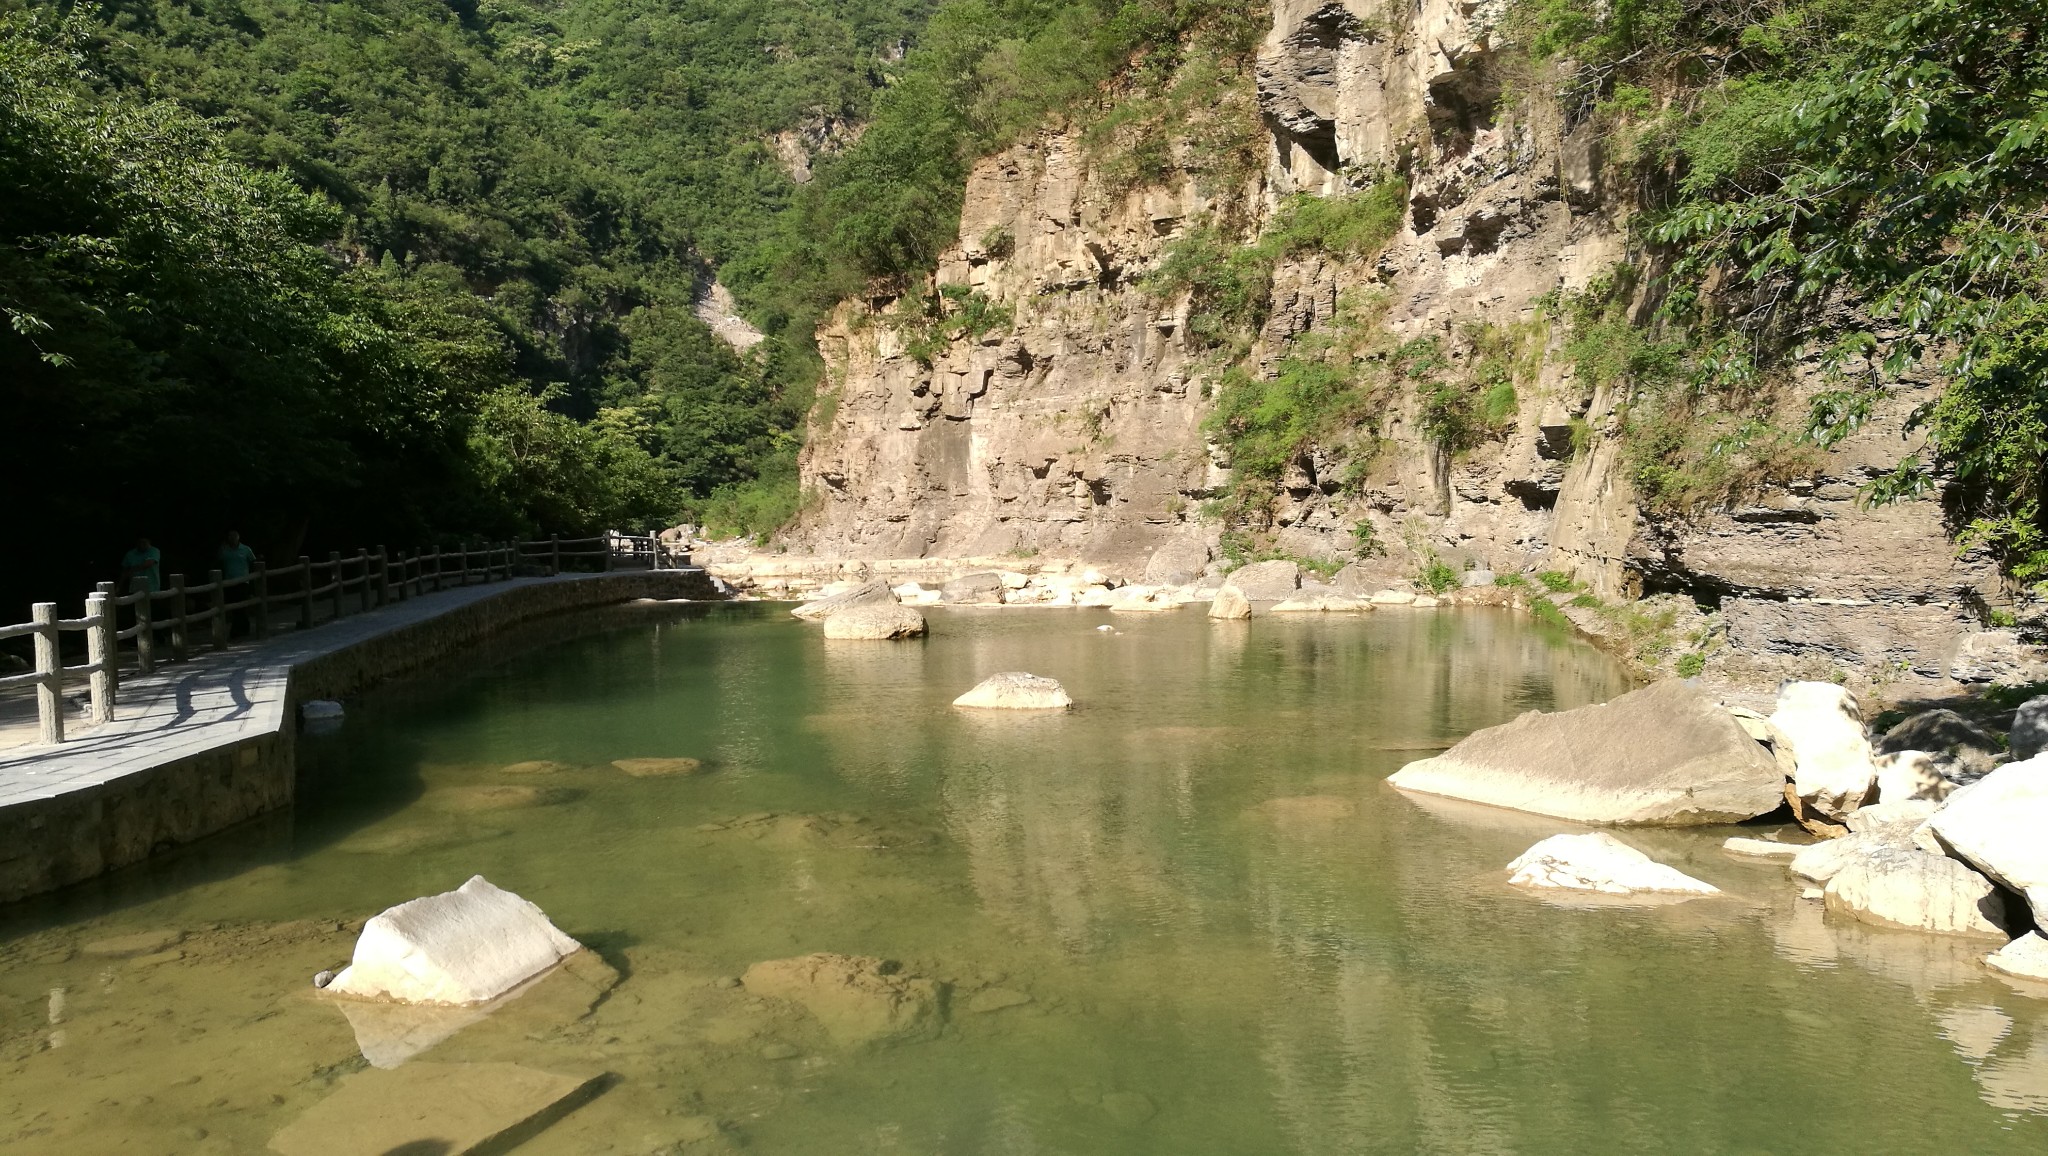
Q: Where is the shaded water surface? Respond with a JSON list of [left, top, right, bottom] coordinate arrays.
[[2, 604, 2046, 1154]]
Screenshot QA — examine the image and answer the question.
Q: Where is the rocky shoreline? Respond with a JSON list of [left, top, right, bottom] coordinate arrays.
[[1391, 677, 2048, 987]]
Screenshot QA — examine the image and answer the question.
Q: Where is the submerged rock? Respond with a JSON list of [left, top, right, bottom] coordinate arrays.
[[1387, 680, 1785, 825], [1506, 832, 1720, 897], [269, 1061, 601, 1156], [430, 784, 581, 811], [499, 760, 571, 775], [1986, 932, 2048, 984], [332, 950, 619, 1068], [966, 987, 1033, 1014], [1824, 844, 2016, 938], [82, 929, 184, 957], [327, 876, 582, 1006], [791, 578, 895, 620], [953, 671, 1073, 710], [1769, 682, 1878, 821], [741, 953, 943, 1047], [1925, 758, 2048, 929], [611, 757, 704, 777], [1208, 587, 1252, 620], [1722, 837, 1805, 860], [823, 602, 928, 639]]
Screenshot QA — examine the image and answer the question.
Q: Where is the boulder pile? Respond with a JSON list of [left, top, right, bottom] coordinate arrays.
[[1436, 677, 2048, 984]]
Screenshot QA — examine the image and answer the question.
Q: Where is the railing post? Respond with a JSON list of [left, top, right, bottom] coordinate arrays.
[[550, 535, 561, 576], [602, 534, 614, 573], [170, 574, 189, 662], [356, 550, 371, 614], [95, 582, 119, 700], [432, 544, 443, 594], [209, 569, 229, 650], [253, 561, 271, 638], [328, 552, 344, 621], [460, 543, 471, 586], [298, 556, 314, 629], [375, 546, 390, 607], [86, 592, 113, 725], [132, 576, 154, 674], [32, 603, 62, 744]]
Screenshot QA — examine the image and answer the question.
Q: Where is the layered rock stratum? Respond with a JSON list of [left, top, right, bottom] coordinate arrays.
[[743, 0, 2036, 698]]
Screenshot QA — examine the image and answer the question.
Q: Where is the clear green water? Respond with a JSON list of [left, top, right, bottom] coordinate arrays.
[[2, 603, 2046, 1155]]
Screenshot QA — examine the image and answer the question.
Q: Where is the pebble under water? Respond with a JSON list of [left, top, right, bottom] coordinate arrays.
[[2, 601, 2046, 1154]]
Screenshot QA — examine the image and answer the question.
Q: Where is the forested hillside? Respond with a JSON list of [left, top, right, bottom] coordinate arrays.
[[3, 0, 1253, 612]]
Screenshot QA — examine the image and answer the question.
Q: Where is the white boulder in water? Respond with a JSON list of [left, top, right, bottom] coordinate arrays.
[[1768, 682, 1878, 820], [1506, 832, 1720, 897], [1986, 933, 2048, 984], [822, 602, 927, 639], [1208, 587, 1252, 620], [1823, 844, 2015, 938], [952, 672, 1072, 711], [327, 876, 581, 1005], [1926, 757, 2048, 929], [1388, 680, 1785, 825]]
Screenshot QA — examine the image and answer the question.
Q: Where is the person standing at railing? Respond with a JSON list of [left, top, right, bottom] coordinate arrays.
[[219, 531, 258, 636], [119, 536, 161, 593]]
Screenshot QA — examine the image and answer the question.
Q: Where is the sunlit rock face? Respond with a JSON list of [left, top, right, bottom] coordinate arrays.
[[784, 0, 2018, 697]]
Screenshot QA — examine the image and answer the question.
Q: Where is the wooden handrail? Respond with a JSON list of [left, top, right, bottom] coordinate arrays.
[[5, 530, 692, 743]]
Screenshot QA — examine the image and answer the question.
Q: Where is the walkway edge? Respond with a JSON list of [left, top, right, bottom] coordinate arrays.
[[0, 570, 718, 905]]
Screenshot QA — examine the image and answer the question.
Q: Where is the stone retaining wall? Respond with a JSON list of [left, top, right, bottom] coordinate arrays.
[[0, 570, 719, 904]]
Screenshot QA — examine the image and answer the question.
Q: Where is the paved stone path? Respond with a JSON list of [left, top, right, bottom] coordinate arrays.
[[0, 575, 647, 809]]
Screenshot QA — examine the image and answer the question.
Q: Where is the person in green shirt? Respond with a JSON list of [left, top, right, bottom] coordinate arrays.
[[219, 531, 256, 580], [220, 531, 258, 636], [120, 536, 161, 593]]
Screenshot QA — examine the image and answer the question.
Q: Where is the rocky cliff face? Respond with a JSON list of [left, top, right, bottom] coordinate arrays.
[[779, 0, 2031, 698]]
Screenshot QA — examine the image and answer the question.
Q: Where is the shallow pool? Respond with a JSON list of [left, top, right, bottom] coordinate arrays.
[[1, 602, 2044, 1154]]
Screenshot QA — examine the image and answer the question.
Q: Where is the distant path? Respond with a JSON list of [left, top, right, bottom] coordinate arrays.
[[0, 570, 717, 904]]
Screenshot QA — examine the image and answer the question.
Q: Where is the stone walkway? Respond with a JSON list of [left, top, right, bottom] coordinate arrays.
[[0, 574, 679, 810]]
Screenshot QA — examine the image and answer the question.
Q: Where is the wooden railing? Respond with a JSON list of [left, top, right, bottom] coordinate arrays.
[[1, 533, 689, 745]]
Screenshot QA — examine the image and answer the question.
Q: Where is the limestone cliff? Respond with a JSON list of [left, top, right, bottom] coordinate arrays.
[[777, 0, 2032, 698]]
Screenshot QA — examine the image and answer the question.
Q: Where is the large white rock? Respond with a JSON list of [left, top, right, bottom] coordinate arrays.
[[1221, 559, 1301, 601], [1824, 844, 2016, 938], [1388, 680, 1786, 826], [1769, 682, 1878, 820], [822, 602, 927, 640], [1507, 832, 1720, 896], [1986, 932, 2048, 984], [953, 672, 1072, 711], [1208, 587, 1252, 620], [792, 578, 895, 621], [1925, 757, 2048, 928], [327, 876, 581, 1006]]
